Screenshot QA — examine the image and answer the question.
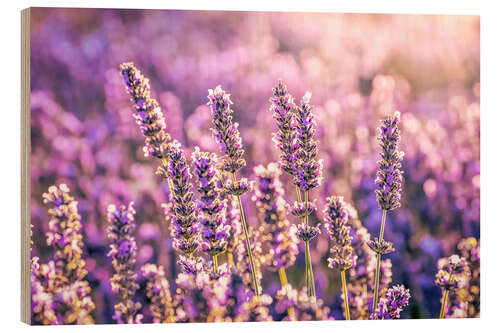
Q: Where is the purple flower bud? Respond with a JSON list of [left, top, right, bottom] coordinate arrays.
[[269, 80, 299, 176], [120, 62, 171, 159], [294, 92, 323, 191], [323, 196, 354, 271], [294, 223, 321, 242], [207, 85, 246, 173], [375, 111, 404, 210], [370, 285, 410, 319], [106, 202, 142, 323], [191, 147, 230, 257]]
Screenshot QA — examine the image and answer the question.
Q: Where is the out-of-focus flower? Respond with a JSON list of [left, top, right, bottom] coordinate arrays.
[[107, 202, 142, 324], [435, 254, 469, 291], [370, 285, 411, 319], [141, 264, 175, 323], [32, 184, 95, 325], [375, 111, 404, 211], [253, 163, 299, 270], [207, 85, 246, 173]]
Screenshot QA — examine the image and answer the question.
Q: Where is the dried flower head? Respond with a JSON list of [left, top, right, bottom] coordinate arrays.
[[225, 177, 253, 196], [375, 111, 404, 210], [295, 223, 321, 242], [367, 238, 395, 255], [287, 200, 317, 219]]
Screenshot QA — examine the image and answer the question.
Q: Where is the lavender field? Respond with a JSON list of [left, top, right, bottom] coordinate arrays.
[[29, 8, 480, 324]]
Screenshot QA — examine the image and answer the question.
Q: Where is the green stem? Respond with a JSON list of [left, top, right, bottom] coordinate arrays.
[[341, 269, 351, 320], [213, 255, 218, 274], [371, 209, 387, 313], [439, 274, 453, 319], [232, 172, 260, 296], [304, 190, 316, 298]]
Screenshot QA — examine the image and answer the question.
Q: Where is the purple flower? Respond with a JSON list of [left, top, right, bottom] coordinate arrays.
[[295, 223, 321, 242], [32, 184, 95, 325], [224, 177, 253, 196], [323, 196, 354, 271], [294, 92, 323, 191], [141, 264, 175, 323], [269, 79, 299, 176], [370, 285, 410, 319], [253, 163, 299, 270], [435, 254, 469, 290], [161, 140, 200, 255], [207, 85, 246, 173], [191, 147, 230, 257], [120, 62, 171, 159], [106, 202, 142, 324], [287, 200, 317, 219], [375, 111, 404, 211]]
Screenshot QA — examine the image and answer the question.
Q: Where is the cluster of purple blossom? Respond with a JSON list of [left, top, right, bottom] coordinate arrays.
[[29, 10, 479, 323]]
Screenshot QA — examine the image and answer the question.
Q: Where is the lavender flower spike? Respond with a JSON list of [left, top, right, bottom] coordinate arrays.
[[435, 254, 469, 318], [161, 140, 200, 256], [207, 85, 246, 173], [375, 110, 404, 211], [370, 285, 411, 320], [371, 111, 404, 313], [207, 85, 260, 296], [141, 264, 175, 323], [269, 79, 299, 176], [191, 147, 230, 264], [323, 196, 354, 320], [120, 62, 171, 160], [253, 163, 299, 272], [107, 202, 143, 324], [294, 92, 323, 191]]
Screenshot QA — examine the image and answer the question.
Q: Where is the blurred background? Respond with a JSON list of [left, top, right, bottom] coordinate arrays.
[[29, 8, 479, 322]]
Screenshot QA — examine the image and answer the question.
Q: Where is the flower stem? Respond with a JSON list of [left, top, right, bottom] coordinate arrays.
[[278, 267, 296, 319], [304, 190, 316, 298], [213, 255, 218, 274], [232, 172, 260, 297], [439, 274, 453, 319], [341, 269, 351, 320], [227, 251, 234, 267], [371, 209, 387, 313]]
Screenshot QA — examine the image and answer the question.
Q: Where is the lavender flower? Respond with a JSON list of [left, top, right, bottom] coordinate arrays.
[[370, 285, 410, 319], [42, 184, 87, 285], [451, 238, 480, 317], [141, 264, 175, 323], [294, 92, 323, 191], [120, 62, 171, 160], [207, 85, 246, 173], [160, 140, 200, 256], [295, 223, 321, 242], [288, 200, 317, 219], [435, 254, 469, 318], [31, 184, 95, 325], [269, 79, 298, 176], [323, 196, 354, 271], [375, 111, 404, 211], [224, 177, 253, 196], [253, 163, 299, 270], [191, 147, 230, 258], [106, 202, 142, 324]]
